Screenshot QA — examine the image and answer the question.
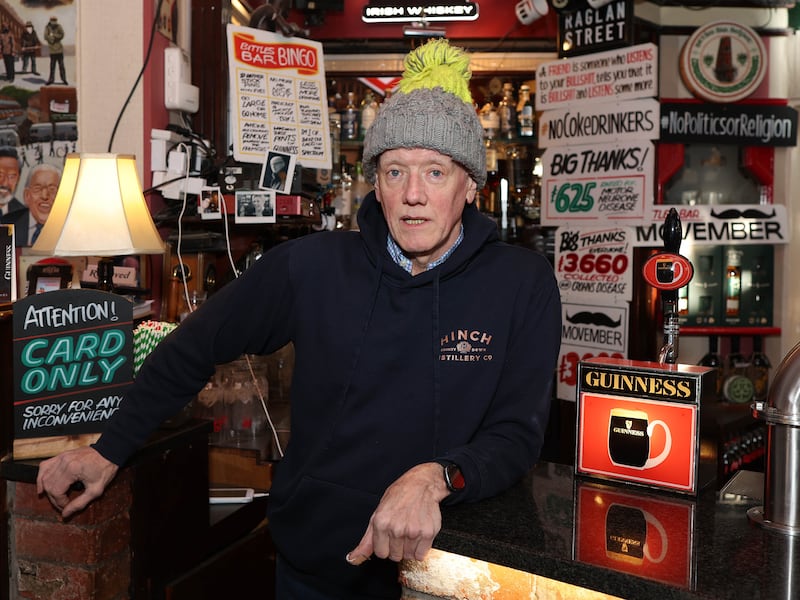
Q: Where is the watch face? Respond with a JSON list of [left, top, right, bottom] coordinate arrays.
[[445, 463, 465, 491]]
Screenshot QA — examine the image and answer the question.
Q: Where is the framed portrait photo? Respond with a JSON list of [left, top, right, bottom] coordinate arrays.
[[259, 151, 296, 195], [235, 190, 276, 224], [199, 186, 223, 220]]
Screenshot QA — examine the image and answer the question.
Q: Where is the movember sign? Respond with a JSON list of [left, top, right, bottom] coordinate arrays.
[[634, 204, 790, 246]]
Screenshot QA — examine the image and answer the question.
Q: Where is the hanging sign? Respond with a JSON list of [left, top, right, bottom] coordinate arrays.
[[538, 98, 660, 148], [361, 2, 479, 22], [227, 25, 332, 169], [679, 21, 767, 104], [12, 289, 133, 459], [659, 102, 797, 147], [633, 204, 790, 246], [536, 43, 658, 112], [541, 141, 654, 223], [558, 0, 633, 58]]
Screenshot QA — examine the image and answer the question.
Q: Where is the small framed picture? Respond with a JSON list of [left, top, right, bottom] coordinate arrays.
[[235, 190, 276, 224], [199, 186, 223, 220], [259, 151, 296, 195]]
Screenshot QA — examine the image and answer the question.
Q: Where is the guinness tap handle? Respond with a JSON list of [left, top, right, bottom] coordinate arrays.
[[663, 207, 682, 254]]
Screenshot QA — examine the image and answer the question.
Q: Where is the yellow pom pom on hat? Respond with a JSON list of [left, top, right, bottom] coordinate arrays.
[[362, 39, 486, 189]]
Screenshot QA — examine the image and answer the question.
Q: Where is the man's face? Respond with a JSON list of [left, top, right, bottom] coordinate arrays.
[[374, 148, 477, 275], [0, 156, 20, 204], [25, 169, 60, 224]]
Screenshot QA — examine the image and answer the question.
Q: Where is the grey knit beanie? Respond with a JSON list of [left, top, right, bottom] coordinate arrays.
[[362, 40, 486, 189]]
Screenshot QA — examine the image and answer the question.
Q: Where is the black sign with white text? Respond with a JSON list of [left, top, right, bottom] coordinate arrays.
[[558, 0, 633, 58], [660, 103, 798, 147], [361, 1, 478, 22]]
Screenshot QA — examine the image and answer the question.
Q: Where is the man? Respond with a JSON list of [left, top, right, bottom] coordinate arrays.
[[20, 21, 41, 76], [0, 24, 15, 82], [0, 146, 26, 246], [263, 153, 288, 190], [23, 163, 61, 245], [44, 16, 67, 85], [37, 40, 561, 599]]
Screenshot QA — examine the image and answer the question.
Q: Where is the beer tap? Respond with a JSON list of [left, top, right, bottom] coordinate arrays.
[[642, 208, 693, 365], [659, 209, 682, 364]]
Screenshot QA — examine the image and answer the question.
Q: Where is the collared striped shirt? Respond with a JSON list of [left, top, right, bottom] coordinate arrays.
[[386, 225, 464, 274]]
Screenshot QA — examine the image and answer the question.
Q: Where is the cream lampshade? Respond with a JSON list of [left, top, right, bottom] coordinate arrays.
[[30, 153, 166, 290]]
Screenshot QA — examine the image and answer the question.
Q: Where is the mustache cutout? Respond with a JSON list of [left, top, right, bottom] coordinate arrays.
[[710, 208, 776, 220], [566, 311, 622, 327]]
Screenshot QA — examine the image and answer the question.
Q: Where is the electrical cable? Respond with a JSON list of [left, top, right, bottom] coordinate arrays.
[[107, 0, 165, 152]]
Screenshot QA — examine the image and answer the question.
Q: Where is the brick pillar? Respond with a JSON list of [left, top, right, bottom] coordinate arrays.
[[8, 470, 133, 600]]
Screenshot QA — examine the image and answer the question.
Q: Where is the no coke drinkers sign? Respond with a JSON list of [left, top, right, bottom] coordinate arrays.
[[12, 288, 133, 459]]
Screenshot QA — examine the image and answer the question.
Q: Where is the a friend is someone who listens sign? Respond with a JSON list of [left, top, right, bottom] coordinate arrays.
[[12, 289, 133, 459]]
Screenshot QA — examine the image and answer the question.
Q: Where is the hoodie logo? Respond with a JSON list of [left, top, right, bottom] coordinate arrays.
[[440, 329, 494, 363]]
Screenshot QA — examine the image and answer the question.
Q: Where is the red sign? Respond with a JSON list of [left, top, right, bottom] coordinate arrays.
[[575, 482, 694, 588], [642, 252, 693, 291], [232, 32, 319, 75]]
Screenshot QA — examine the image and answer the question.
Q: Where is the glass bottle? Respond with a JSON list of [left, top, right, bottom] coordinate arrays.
[[698, 336, 723, 399], [341, 91, 359, 141], [517, 84, 535, 137], [748, 336, 771, 402], [498, 82, 517, 140], [725, 249, 742, 318], [723, 336, 754, 404], [480, 134, 500, 218], [359, 90, 378, 139]]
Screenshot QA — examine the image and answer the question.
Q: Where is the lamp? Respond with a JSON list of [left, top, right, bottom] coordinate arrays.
[[30, 153, 166, 292]]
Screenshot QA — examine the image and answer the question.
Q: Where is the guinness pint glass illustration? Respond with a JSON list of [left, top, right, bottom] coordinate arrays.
[[605, 504, 668, 565], [608, 408, 672, 469]]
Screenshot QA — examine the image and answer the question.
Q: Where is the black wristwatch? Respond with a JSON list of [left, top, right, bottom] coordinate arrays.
[[439, 461, 465, 493]]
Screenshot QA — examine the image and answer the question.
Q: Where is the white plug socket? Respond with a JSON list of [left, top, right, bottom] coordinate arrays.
[[164, 47, 200, 113]]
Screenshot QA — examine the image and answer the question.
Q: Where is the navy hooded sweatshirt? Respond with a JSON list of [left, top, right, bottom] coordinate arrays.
[[93, 191, 562, 597]]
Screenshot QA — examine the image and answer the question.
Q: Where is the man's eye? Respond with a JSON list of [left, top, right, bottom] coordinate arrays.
[[430, 169, 443, 178]]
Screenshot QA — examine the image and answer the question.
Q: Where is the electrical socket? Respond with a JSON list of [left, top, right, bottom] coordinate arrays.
[[164, 47, 200, 113]]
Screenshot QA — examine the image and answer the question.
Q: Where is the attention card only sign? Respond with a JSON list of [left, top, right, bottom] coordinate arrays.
[[12, 289, 133, 459]]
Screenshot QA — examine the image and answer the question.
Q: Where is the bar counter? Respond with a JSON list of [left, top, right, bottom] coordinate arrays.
[[423, 462, 798, 600]]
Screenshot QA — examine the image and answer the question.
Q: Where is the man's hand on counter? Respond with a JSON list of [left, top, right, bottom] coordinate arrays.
[[36, 446, 119, 519], [347, 462, 449, 566]]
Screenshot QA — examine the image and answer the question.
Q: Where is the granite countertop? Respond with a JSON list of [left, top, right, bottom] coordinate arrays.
[[435, 462, 799, 600]]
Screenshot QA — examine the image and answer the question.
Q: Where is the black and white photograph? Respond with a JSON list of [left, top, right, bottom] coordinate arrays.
[[198, 186, 222, 220], [259, 150, 295, 195], [235, 190, 275, 224]]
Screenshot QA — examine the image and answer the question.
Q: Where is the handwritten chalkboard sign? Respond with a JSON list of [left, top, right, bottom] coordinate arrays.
[[12, 288, 133, 459]]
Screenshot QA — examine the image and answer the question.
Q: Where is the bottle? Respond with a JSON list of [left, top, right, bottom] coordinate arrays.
[[359, 90, 378, 138], [725, 249, 742, 318], [517, 84, 535, 137], [341, 91, 359, 141], [698, 336, 723, 399], [350, 161, 372, 231], [723, 336, 754, 404], [334, 155, 352, 230], [748, 336, 771, 402], [480, 135, 500, 219], [498, 82, 517, 140]]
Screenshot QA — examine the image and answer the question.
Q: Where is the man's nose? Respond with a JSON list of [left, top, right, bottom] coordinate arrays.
[[404, 173, 425, 204]]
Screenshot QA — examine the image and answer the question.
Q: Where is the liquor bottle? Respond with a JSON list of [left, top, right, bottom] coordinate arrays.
[[723, 336, 754, 404], [341, 91, 359, 141], [517, 84, 535, 137], [359, 90, 378, 138], [698, 336, 723, 399], [334, 155, 352, 230], [748, 336, 771, 402], [480, 135, 500, 218], [498, 82, 517, 140], [725, 249, 742, 318]]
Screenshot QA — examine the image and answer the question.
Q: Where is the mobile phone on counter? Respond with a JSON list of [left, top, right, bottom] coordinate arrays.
[[209, 487, 254, 504]]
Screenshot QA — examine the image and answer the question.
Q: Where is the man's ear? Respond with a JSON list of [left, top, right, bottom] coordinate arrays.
[[465, 178, 478, 205], [373, 177, 382, 203]]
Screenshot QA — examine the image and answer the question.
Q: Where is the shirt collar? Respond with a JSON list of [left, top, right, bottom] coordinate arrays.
[[386, 224, 464, 275]]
